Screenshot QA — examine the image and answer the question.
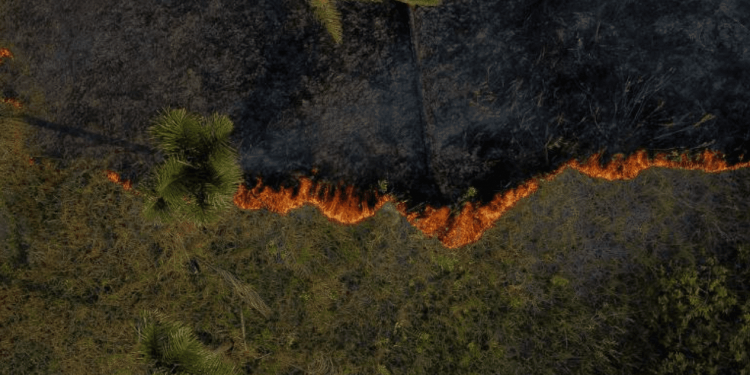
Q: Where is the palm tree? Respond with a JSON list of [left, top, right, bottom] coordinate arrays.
[[133, 309, 239, 375], [138, 107, 244, 229], [308, 0, 442, 45]]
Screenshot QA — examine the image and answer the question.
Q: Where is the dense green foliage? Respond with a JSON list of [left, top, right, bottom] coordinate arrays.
[[627, 245, 750, 374], [138, 107, 244, 229]]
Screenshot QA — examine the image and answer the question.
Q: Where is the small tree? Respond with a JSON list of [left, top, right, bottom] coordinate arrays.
[[133, 309, 239, 375], [138, 107, 244, 229], [308, 0, 442, 45]]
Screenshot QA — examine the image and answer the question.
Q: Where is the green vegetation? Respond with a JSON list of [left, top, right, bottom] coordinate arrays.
[[134, 310, 239, 375], [308, 0, 442, 45], [2, 101, 750, 374], [630, 245, 750, 374], [137, 107, 244, 229]]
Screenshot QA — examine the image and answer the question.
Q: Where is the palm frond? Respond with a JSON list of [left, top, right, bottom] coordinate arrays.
[[161, 327, 206, 370], [142, 107, 245, 228], [205, 152, 243, 200], [309, 0, 344, 44], [144, 157, 200, 226], [203, 112, 235, 146], [153, 158, 193, 204], [134, 310, 239, 375], [147, 108, 205, 158], [201, 355, 240, 375], [176, 200, 221, 229], [307, 0, 442, 44]]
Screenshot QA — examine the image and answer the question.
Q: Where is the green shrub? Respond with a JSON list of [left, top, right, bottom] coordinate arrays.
[[138, 107, 244, 229], [133, 310, 239, 375], [634, 246, 750, 374]]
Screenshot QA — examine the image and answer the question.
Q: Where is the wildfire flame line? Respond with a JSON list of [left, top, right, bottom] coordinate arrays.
[[6, 47, 750, 249], [103, 148, 750, 249]]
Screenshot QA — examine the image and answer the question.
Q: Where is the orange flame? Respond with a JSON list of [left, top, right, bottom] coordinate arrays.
[[0, 48, 23, 109], [424, 149, 750, 248], [0, 48, 12, 61], [6, 46, 747, 249], [95, 148, 749, 249], [1, 97, 23, 108]]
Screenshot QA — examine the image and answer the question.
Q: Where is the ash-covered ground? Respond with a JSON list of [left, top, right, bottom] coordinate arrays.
[[1, 0, 748, 214]]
